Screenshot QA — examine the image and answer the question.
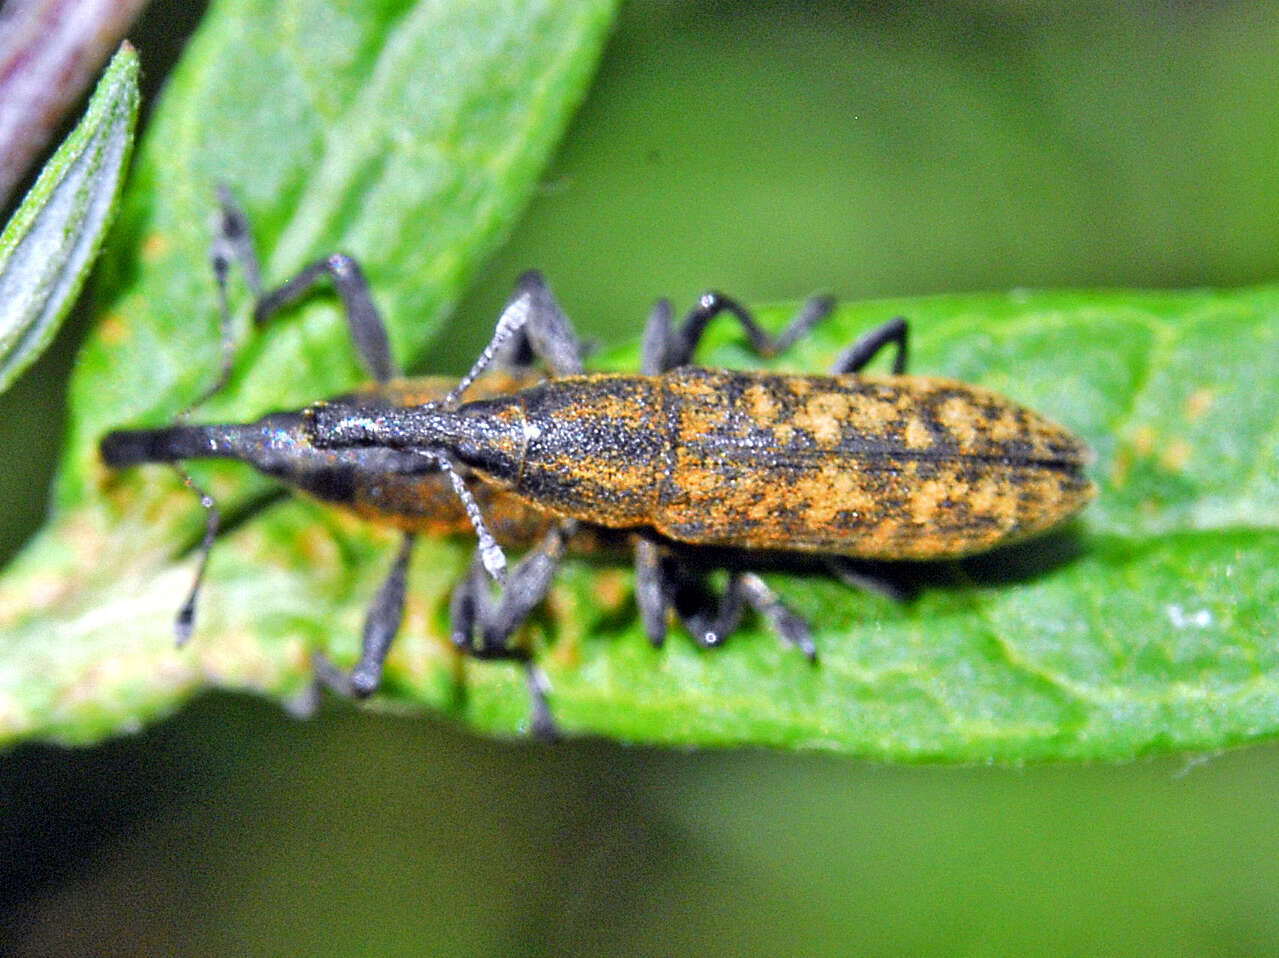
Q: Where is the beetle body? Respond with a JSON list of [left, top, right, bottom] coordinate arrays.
[[309, 366, 1094, 561]]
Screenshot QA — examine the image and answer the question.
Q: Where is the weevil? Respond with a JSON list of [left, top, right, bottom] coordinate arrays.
[[307, 275, 1095, 674], [100, 193, 849, 734], [100, 191, 1094, 738]]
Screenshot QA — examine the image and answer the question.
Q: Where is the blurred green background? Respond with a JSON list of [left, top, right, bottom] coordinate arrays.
[[5, 1, 1279, 953]]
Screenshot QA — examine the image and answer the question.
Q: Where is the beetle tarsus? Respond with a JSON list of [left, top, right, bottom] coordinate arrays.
[[830, 315, 908, 375], [170, 465, 219, 647]]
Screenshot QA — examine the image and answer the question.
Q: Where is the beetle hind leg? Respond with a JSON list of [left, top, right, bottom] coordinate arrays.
[[638, 547, 817, 658], [642, 291, 834, 374]]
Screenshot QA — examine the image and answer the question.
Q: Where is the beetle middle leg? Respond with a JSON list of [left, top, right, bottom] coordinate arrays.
[[674, 572, 813, 660], [641, 292, 834, 374]]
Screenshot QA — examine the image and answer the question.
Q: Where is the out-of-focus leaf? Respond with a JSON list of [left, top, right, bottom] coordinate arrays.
[[0, 43, 139, 394]]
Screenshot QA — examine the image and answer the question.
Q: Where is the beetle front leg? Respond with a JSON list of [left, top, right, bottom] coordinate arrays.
[[213, 187, 398, 384], [443, 271, 586, 407], [499, 270, 586, 377], [312, 532, 415, 698], [448, 521, 578, 740]]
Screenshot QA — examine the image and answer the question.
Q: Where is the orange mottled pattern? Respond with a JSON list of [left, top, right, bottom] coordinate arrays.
[[493, 375, 667, 527], [651, 367, 1093, 558]]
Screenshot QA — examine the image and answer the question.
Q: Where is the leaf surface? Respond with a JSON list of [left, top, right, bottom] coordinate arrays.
[[2, 2, 1275, 761], [6, 281, 1275, 757]]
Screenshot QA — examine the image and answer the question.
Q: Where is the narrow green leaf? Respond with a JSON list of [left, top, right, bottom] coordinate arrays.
[[0, 43, 139, 394]]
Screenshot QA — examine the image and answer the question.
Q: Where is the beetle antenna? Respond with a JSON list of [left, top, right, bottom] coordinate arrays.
[[443, 289, 533, 409], [179, 195, 251, 419], [424, 451, 507, 582], [171, 464, 221, 645]]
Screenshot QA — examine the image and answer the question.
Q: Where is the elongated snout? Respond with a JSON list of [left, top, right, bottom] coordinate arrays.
[[100, 425, 220, 467]]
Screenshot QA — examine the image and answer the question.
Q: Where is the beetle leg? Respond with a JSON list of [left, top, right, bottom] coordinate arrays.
[[255, 253, 395, 383], [646, 291, 835, 372], [502, 270, 585, 377], [169, 465, 220, 646], [737, 573, 817, 660], [634, 538, 669, 647], [311, 532, 415, 698], [444, 272, 586, 407], [448, 522, 576, 740], [650, 553, 816, 658], [211, 184, 263, 298], [449, 522, 575, 659], [175, 188, 267, 413], [211, 186, 398, 384], [675, 571, 745, 650], [640, 298, 676, 375], [829, 316, 909, 375]]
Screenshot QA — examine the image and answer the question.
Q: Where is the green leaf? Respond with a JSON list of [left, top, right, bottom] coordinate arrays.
[[0, 43, 139, 395], [2, 2, 1276, 761], [6, 279, 1277, 757]]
